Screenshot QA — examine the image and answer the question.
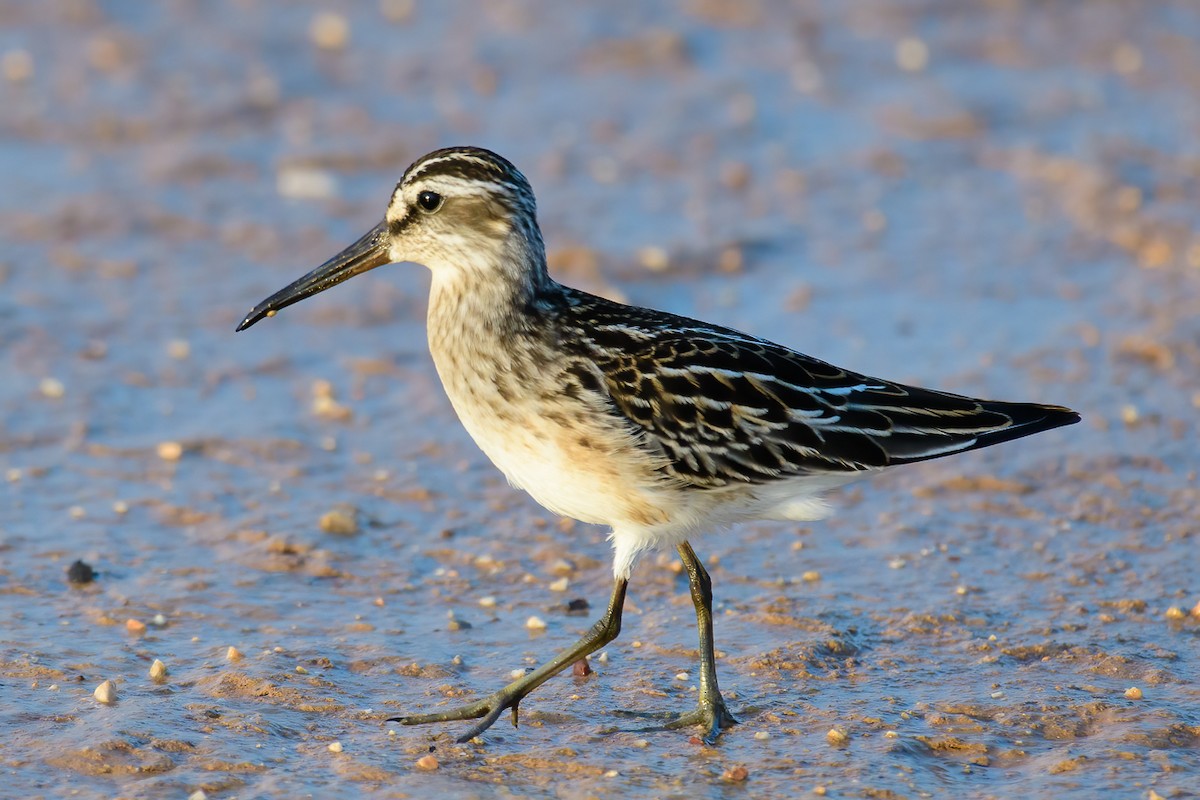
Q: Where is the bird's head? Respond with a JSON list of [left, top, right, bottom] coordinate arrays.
[[236, 146, 545, 332]]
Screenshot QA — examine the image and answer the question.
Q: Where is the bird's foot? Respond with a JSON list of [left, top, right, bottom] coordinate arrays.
[[664, 694, 738, 745], [616, 691, 738, 744], [390, 687, 523, 744]]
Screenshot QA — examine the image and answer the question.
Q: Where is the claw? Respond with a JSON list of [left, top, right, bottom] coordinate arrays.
[[659, 696, 738, 744]]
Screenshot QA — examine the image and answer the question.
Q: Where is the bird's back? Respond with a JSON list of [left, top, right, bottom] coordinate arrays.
[[551, 285, 1080, 490]]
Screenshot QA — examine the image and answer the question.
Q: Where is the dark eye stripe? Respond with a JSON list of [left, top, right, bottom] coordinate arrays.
[[389, 212, 416, 237]]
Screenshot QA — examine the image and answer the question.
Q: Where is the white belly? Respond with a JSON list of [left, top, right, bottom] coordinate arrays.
[[447, 386, 659, 528]]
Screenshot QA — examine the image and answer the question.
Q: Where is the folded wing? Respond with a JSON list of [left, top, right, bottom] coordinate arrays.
[[565, 296, 1079, 490]]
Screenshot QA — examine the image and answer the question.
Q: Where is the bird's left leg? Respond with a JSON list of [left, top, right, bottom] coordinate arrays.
[[392, 577, 628, 742], [664, 540, 738, 743]]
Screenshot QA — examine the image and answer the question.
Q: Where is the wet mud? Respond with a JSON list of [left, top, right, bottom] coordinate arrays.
[[1, 1, 1198, 798]]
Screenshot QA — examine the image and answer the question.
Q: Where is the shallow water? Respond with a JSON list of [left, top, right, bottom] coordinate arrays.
[[1, 1, 1198, 798]]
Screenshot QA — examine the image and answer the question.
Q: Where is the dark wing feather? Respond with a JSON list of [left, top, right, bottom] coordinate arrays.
[[556, 289, 1079, 489]]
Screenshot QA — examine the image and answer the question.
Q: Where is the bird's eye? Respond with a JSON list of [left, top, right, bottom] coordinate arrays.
[[416, 190, 443, 213]]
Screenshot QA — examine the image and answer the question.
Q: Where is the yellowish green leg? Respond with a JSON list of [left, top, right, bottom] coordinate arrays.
[[393, 578, 628, 743], [664, 541, 738, 744]]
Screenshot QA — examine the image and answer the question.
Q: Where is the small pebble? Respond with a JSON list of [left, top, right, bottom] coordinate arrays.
[[548, 577, 569, 592], [826, 727, 848, 746], [295, 665, 309, 675], [279, 167, 339, 201], [93, 680, 117, 704], [149, 659, 168, 680], [39, 377, 65, 398], [226, 646, 243, 661], [478, 596, 497, 608], [675, 672, 689, 681], [801, 570, 821, 583], [380, 0, 414, 23], [310, 12, 350, 50], [525, 615, 547, 630], [1120, 405, 1140, 426], [862, 209, 888, 234], [310, 379, 352, 419], [1166, 606, 1186, 620], [721, 765, 749, 782], [720, 162, 751, 192], [66, 560, 95, 584], [319, 505, 360, 535], [167, 339, 190, 360], [572, 658, 592, 677], [157, 441, 183, 461], [152, 614, 167, 626], [113, 500, 129, 514], [416, 754, 439, 770], [718, 246, 744, 273], [1124, 686, 1143, 700], [638, 246, 669, 272], [895, 37, 929, 71], [754, 731, 770, 740], [125, 618, 146, 634], [327, 741, 343, 753], [1112, 42, 1142, 75], [2, 48, 34, 82], [188, 791, 208, 800]]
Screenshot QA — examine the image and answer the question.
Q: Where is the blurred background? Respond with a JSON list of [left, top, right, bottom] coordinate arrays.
[[1, 2, 1197, 798]]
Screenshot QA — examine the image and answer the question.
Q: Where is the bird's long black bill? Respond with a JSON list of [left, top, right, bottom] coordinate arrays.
[[235, 220, 391, 331]]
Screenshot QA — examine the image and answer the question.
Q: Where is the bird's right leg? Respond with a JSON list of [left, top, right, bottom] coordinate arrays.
[[393, 577, 628, 743], [663, 541, 738, 743]]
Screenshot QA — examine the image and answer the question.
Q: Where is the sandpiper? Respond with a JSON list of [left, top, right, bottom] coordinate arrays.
[[237, 146, 1080, 744]]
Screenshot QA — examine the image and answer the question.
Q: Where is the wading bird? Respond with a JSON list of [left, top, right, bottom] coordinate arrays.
[[237, 147, 1079, 744]]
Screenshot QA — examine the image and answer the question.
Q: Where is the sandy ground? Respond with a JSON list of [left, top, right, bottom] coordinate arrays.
[[1, 1, 1198, 798]]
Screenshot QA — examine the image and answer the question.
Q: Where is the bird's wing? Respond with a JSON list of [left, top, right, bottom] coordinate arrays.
[[562, 295, 1077, 489]]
